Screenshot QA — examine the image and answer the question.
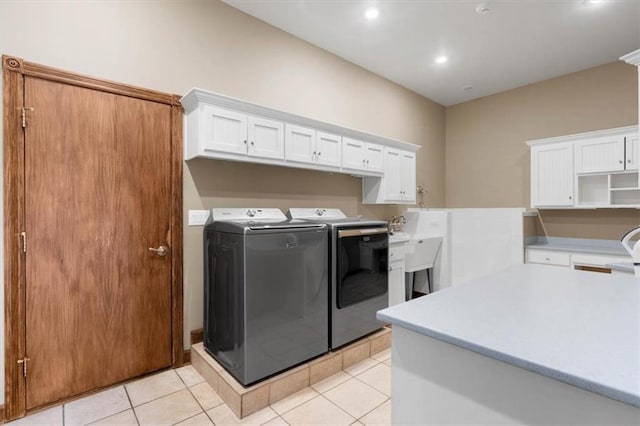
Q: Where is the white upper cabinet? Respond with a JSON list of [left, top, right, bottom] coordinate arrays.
[[316, 131, 342, 168], [625, 133, 639, 171], [201, 105, 248, 155], [574, 136, 625, 173], [342, 137, 383, 175], [364, 143, 384, 174], [401, 151, 417, 203], [383, 149, 402, 200], [248, 116, 284, 160], [285, 124, 316, 164], [530, 143, 574, 208], [285, 125, 342, 170], [182, 88, 420, 199], [362, 148, 416, 204], [342, 137, 366, 171], [527, 126, 639, 209], [190, 105, 283, 161]]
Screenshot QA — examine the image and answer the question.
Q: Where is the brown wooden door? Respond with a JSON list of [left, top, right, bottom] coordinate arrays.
[[23, 77, 173, 409]]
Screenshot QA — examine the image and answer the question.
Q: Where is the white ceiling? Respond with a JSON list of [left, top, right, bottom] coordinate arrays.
[[223, 0, 639, 106]]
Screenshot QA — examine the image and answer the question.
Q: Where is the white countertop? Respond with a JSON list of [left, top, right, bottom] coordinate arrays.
[[377, 264, 640, 407], [526, 236, 630, 257]]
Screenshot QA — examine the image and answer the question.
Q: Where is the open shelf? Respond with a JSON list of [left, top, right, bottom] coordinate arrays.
[[611, 172, 639, 190], [577, 174, 608, 206], [576, 170, 639, 207], [611, 189, 640, 205]]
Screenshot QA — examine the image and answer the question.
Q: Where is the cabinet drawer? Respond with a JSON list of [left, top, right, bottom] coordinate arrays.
[[389, 244, 406, 261], [526, 249, 571, 267]]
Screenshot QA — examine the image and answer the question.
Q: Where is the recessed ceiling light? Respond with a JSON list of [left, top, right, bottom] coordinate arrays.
[[364, 7, 379, 20], [583, 0, 604, 5], [435, 56, 448, 64], [462, 85, 473, 91], [476, 2, 491, 14]]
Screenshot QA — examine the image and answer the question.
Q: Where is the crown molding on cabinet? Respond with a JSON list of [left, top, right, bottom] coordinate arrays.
[[620, 49, 640, 67], [181, 88, 420, 153], [525, 125, 637, 147]]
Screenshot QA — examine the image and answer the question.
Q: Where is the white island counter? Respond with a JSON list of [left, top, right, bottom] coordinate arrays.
[[377, 264, 639, 425]]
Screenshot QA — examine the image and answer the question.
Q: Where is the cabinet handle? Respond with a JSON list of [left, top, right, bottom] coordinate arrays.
[[619, 160, 623, 164], [545, 257, 550, 261], [366, 160, 370, 164], [569, 196, 572, 200], [318, 152, 321, 156], [628, 159, 632, 163], [390, 252, 394, 257], [389, 266, 393, 271], [243, 140, 247, 145], [251, 141, 254, 146]]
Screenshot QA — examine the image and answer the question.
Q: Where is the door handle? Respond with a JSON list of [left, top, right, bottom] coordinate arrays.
[[149, 245, 169, 256]]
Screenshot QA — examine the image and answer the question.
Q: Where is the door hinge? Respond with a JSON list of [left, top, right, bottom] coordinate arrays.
[[20, 231, 26, 253], [17, 357, 30, 377], [20, 107, 34, 128]]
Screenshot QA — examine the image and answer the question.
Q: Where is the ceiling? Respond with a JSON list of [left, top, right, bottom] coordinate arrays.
[[223, 0, 639, 106]]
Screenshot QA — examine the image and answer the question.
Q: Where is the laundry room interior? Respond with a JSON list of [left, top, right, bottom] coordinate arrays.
[[0, 0, 639, 425]]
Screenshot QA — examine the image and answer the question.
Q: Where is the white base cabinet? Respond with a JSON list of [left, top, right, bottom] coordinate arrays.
[[526, 247, 631, 272], [388, 240, 407, 307]]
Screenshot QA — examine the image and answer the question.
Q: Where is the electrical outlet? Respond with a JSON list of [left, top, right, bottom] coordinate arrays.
[[188, 210, 210, 226]]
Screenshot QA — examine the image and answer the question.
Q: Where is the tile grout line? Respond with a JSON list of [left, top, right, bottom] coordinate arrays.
[[316, 393, 358, 424], [123, 384, 141, 425], [169, 411, 206, 426], [355, 396, 391, 423], [175, 367, 212, 420]]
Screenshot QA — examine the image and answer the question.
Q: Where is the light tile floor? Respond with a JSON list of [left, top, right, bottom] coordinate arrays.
[[8, 348, 392, 426]]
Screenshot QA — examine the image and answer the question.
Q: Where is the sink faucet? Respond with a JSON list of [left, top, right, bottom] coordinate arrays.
[[388, 215, 406, 233]]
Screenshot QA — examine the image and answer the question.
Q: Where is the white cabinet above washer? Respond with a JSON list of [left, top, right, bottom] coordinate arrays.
[[186, 104, 284, 163], [285, 124, 342, 170], [182, 88, 420, 201]]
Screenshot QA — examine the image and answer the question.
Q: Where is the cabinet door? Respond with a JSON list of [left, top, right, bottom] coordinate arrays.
[[248, 116, 284, 160], [365, 143, 384, 174], [342, 137, 365, 171], [383, 148, 402, 201], [201, 105, 248, 155], [400, 151, 416, 202], [531, 143, 574, 207], [574, 136, 625, 173], [285, 124, 315, 164], [388, 261, 405, 307], [316, 131, 341, 168], [625, 133, 639, 171]]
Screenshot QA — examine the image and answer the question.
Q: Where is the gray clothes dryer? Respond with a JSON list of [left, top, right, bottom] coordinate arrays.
[[203, 217, 328, 386]]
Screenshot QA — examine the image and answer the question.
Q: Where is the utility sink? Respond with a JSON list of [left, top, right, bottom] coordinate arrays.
[[405, 236, 442, 273]]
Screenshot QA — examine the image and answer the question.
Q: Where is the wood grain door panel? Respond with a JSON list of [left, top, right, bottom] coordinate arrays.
[[24, 77, 172, 409]]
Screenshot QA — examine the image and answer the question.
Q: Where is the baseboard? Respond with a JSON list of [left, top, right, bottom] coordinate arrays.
[[0, 404, 5, 424], [190, 328, 203, 345], [183, 350, 191, 364]]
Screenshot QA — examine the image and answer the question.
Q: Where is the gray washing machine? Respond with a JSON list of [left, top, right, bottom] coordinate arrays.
[[203, 208, 328, 385]]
